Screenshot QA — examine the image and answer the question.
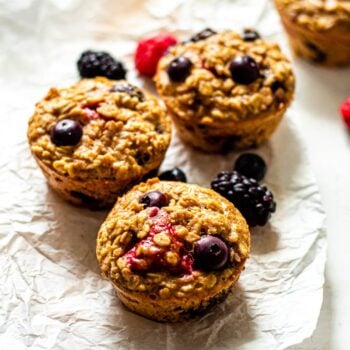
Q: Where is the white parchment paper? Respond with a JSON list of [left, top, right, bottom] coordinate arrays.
[[0, 0, 327, 349]]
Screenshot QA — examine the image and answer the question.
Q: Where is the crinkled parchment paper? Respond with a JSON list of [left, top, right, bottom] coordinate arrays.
[[0, 0, 326, 349]]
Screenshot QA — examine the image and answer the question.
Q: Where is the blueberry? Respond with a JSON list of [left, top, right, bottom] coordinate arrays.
[[229, 55, 260, 85], [158, 168, 187, 182], [194, 235, 229, 271], [190, 28, 217, 42], [135, 152, 150, 166], [304, 41, 327, 63], [167, 56, 192, 82], [242, 29, 260, 42], [140, 191, 169, 208], [50, 119, 83, 146], [271, 80, 285, 93], [234, 153, 267, 181], [110, 82, 144, 101]]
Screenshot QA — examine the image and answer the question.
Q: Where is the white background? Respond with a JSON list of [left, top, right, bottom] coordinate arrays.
[[288, 57, 350, 349]]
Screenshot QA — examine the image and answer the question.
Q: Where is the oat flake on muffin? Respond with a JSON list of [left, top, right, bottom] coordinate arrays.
[[96, 178, 250, 322], [155, 30, 295, 152], [28, 78, 171, 208], [276, 0, 350, 31], [274, 0, 350, 65]]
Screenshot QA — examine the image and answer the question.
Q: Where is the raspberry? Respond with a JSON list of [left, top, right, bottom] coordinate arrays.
[[340, 98, 350, 129], [124, 209, 193, 275], [135, 34, 177, 77]]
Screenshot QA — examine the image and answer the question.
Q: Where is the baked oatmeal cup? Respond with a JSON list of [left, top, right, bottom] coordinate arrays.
[[274, 0, 350, 66], [155, 30, 295, 153], [96, 178, 250, 322], [27, 78, 171, 208]]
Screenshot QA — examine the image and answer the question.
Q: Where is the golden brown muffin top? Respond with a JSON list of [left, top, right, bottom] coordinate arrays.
[[96, 179, 250, 299], [155, 31, 295, 126], [28, 78, 171, 181], [275, 0, 350, 31]]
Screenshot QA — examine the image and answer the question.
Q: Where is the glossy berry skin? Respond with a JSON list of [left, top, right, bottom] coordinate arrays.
[[167, 56, 192, 82], [110, 82, 144, 101], [158, 168, 187, 182], [234, 153, 267, 181], [140, 191, 169, 208], [340, 98, 350, 130], [211, 171, 276, 227], [229, 55, 260, 85], [135, 34, 177, 77], [194, 235, 229, 271], [189, 28, 217, 42], [77, 50, 126, 80], [50, 119, 83, 146], [242, 29, 260, 42]]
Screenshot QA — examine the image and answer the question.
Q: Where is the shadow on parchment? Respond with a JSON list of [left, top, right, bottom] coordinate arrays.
[[250, 223, 279, 255], [40, 188, 107, 274]]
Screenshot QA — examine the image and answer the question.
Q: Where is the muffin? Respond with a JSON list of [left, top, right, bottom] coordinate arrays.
[[28, 78, 171, 208], [96, 178, 250, 322], [274, 0, 350, 66], [155, 29, 295, 153]]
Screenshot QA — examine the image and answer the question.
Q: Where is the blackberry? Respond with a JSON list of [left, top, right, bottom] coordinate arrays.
[[77, 50, 127, 80], [211, 171, 276, 227]]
